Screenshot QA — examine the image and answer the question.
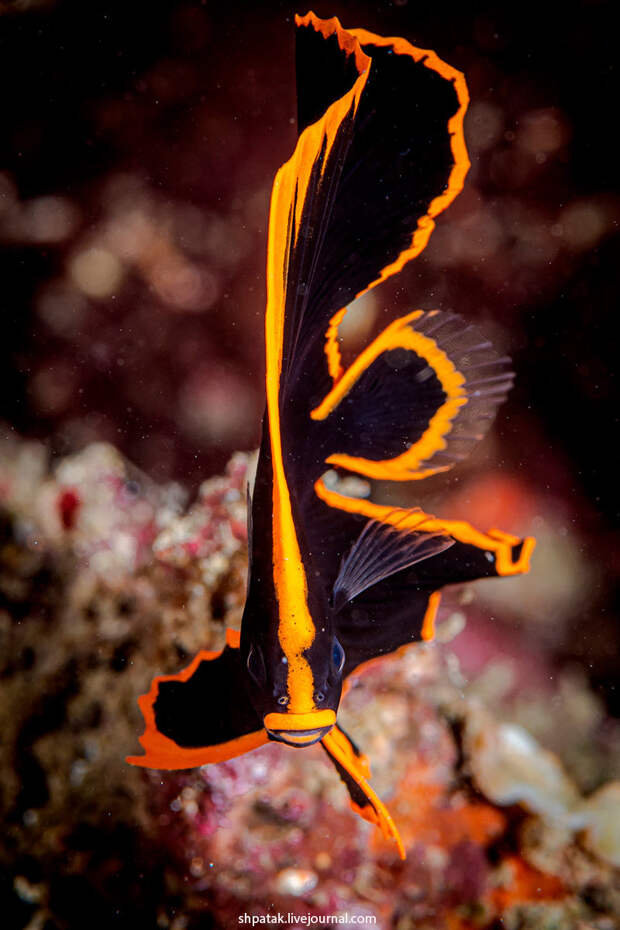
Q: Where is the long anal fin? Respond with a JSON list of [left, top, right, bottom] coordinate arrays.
[[321, 725, 405, 860]]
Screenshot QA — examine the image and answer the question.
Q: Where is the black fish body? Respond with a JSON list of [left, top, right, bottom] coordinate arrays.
[[128, 12, 535, 860]]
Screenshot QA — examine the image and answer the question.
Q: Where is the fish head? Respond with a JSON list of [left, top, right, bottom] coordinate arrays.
[[244, 634, 346, 747]]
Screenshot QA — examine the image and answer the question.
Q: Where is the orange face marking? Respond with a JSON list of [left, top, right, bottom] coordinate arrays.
[[263, 709, 337, 732]]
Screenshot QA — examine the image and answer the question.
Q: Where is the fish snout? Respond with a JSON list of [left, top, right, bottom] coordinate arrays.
[[263, 709, 336, 747], [266, 725, 333, 746]]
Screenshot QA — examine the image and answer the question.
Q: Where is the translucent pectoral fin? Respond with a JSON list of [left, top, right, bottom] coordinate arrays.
[[332, 512, 453, 610], [321, 725, 405, 860], [315, 477, 535, 583], [315, 478, 535, 678]]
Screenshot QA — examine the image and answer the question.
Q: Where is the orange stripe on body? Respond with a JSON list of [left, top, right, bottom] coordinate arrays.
[[265, 25, 370, 713]]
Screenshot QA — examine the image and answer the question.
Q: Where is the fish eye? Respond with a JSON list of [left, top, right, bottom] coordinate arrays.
[[277, 695, 289, 706], [332, 638, 345, 673], [247, 644, 266, 685], [315, 691, 325, 703]]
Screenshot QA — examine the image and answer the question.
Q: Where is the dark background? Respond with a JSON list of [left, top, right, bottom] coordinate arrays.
[[1, 0, 619, 709]]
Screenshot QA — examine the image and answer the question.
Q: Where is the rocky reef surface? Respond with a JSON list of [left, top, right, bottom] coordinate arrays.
[[1, 432, 619, 929]]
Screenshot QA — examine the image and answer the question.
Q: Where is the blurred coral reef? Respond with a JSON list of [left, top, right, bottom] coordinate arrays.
[[1, 437, 619, 929]]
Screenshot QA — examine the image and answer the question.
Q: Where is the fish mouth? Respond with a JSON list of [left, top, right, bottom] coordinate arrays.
[[266, 725, 333, 747]]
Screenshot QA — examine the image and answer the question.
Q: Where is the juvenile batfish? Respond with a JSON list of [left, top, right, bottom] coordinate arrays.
[[128, 11, 535, 860]]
